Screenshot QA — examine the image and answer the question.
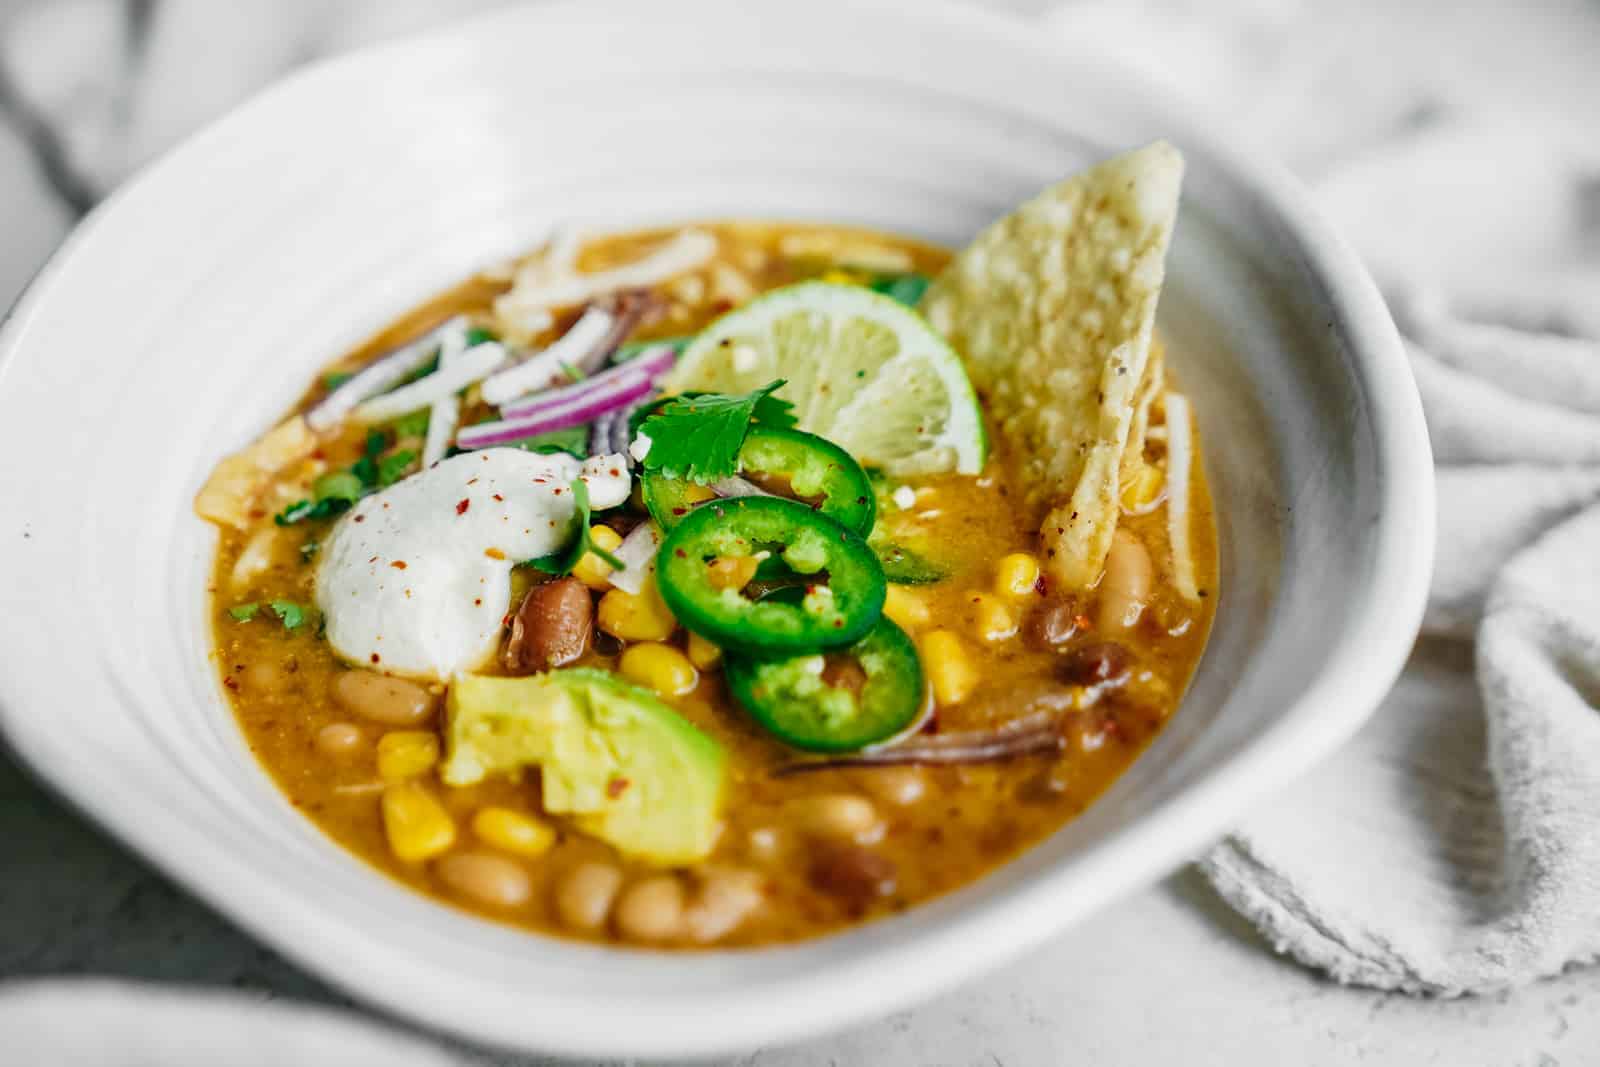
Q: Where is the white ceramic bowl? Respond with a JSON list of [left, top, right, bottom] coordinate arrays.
[[0, 0, 1433, 1058]]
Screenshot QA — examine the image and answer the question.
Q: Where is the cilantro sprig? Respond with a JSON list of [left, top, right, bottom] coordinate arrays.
[[276, 428, 418, 525], [227, 599, 310, 631], [637, 379, 796, 484], [525, 478, 625, 576]]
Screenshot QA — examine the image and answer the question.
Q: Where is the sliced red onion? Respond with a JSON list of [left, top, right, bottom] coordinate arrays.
[[607, 521, 662, 595], [480, 306, 615, 406], [775, 723, 1064, 774], [499, 344, 676, 418], [500, 229, 715, 312], [306, 316, 464, 432], [457, 370, 654, 450], [352, 341, 507, 423], [576, 289, 662, 376], [711, 475, 769, 498]]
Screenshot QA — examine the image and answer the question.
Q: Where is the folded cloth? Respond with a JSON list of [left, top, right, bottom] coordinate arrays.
[[6, 0, 1600, 1002], [1040, 0, 1600, 996]]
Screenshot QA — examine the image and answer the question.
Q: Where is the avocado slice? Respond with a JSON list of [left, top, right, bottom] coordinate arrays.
[[441, 668, 726, 864]]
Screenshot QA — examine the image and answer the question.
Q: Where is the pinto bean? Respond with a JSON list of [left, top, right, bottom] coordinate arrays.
[[503, 576, 592, 673], [808, 844, 897, 908], [1025, 597, 1083, 649], [332, 671, 436, 726], [1095, 528, 1153, 631], [1058, 642, 1132, 687]]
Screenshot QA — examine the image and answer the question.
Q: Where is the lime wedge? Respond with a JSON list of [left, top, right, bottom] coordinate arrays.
[[662, 282, 986, 476]]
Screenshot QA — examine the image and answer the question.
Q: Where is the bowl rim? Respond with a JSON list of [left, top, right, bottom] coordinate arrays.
[[0, 0, 1434, 1057]]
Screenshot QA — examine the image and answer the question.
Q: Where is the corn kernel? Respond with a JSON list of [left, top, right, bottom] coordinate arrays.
[[686, 631, 723, 670], [819, 268, 866, 285], [683, 483, 717, 505], [376, 730, 440, 781], [1121, 464, 1165, 512], [598, 583, 679, 642], [706, 555, 760, 591], [380, 782, 456, 862], [883, 585, 931, 631], [970, 593, 1018, 644], [572, 524, 624, 590], [920, 630, 979, 705], [619, 642, 699, 696], [994, 553, 1042, 598], [472, 806, 556, 858]]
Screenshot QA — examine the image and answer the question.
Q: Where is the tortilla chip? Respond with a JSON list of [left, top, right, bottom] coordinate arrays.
[[921, 141, 1183, 588], [195, 415, 317, 530], [1121, 338, 1165, 486]]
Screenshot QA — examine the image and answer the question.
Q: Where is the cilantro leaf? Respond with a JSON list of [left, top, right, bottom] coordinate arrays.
[[274, 496, 349, 526], [525, 478, 625, 575], [228, 602, 259, 622], [868, 272, 932, 307], [313, 470, 364, 505], [268, 599, 308, 631], [751, 391, 797, 430], [377, 448, 416, 487], [638, 380, 789, 483], [510, 425, 588, 458], [322, 370, 354, 390], [388, 409, 430, 438]]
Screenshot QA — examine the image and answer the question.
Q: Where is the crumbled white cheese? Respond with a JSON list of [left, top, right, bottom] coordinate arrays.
[[891, 485, 917, 510], [629, 431, 652, 463]]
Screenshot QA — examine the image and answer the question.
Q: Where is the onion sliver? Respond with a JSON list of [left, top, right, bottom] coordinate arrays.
[[607, 521, 662, 595], [499, 344, 676, 418], [353, 342, 507, 424], [457, 371, 654, 450], [480, 306, 615, 406], [711, 475, 769, 498], [420, 326, 469, 468], [498, 229, 715, 314], [1164, 392, 1200, 601], [307, 317, 464, 432]]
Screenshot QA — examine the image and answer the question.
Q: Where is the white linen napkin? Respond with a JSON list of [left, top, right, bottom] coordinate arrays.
[[5, 0, 1600, 1001], [1041, 0, 1600, 994]]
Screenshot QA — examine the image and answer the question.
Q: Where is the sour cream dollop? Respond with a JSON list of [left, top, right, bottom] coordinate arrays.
[[315, 449, 631, 680]]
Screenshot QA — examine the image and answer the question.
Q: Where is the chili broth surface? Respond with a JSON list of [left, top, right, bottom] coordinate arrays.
[[209, 222, 1217, 947]]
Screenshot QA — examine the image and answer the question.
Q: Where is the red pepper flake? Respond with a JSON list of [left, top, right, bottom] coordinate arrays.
[[484, 547, 506, 560], [609, 468, 620, 477], [606, 777, 630, 798], [1073, 614, 1092, 632], [222, 676, 239, 691], [474, 598, 482, 607], [370, 653, 381, 664], [552, 487, 563, 496], [456, 498, 470, 515], [467, 478, 479, 485], [368, 555, 379, 563], [833, 619, 844, 628], [1033, 575, 1047, 594], [492, 493, 504, 502], [671, 507, 687, 516], [390, 560, 407, 570], [354, 514, 366, 523], [501, 613, 513, 628], [675, 548, 687, 558]]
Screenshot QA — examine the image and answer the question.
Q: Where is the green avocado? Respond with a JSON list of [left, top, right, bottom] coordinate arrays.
[[441, 668, 726, 864]]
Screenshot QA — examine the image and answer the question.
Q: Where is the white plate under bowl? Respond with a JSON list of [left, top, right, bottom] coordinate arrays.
[[0, 0, 1432, 1058]]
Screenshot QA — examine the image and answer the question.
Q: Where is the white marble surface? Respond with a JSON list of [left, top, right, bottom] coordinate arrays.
[[2, 0, 1599, 1063]]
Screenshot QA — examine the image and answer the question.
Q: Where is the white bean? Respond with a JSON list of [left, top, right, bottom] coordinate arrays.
[[555, 862, 622, 931], [614, 875, 686, 943], [436, 851, 532, 909], [1096, 528, 1153, 631], [332, 671, 436, 726]]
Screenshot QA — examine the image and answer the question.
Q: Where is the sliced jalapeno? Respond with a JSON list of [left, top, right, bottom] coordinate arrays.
[[643, 427, 875, 535], [655, 496, 885, 655], [725, 618, 924, 752]]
